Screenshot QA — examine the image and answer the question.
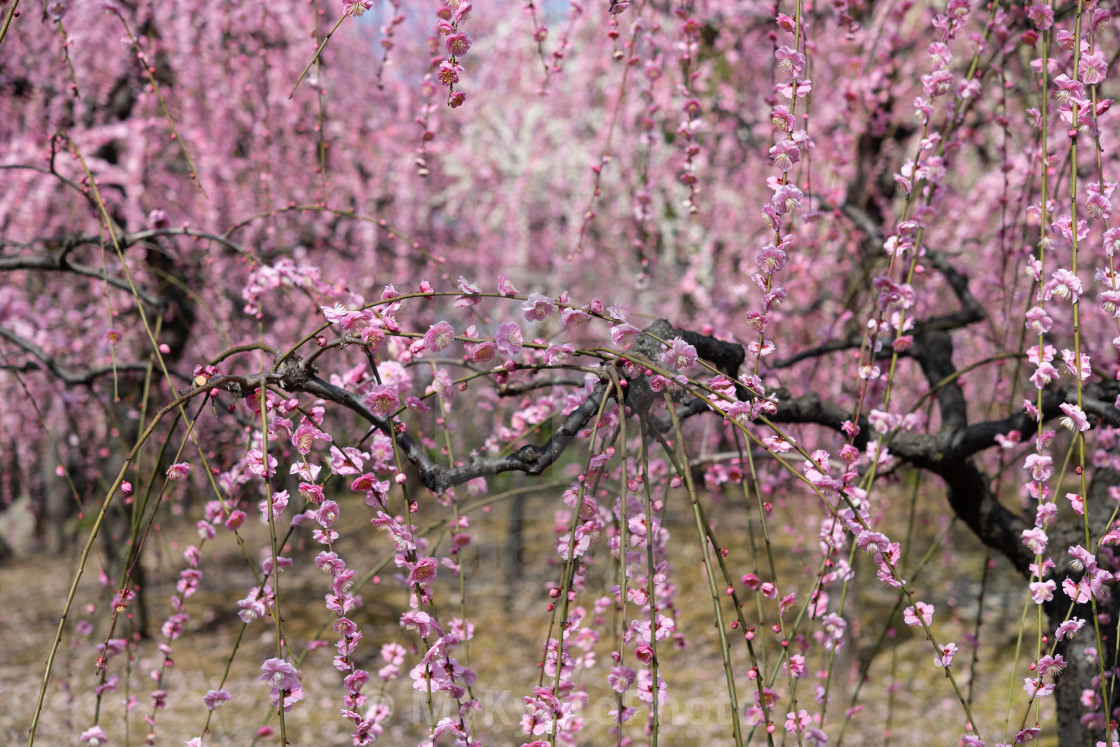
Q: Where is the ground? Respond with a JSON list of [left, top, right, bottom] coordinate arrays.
[[1, 478, 1046, 746]]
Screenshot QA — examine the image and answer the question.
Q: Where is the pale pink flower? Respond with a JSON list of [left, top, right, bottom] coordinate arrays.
[[659, 338, 697, 369], [934, 642, 957, 667], [495, 321, 523, 357], [424, 321, 456, 352], [260, 657, 300, 691], [902, 601, 934, 627], [1055, 618, 1085, 640], [610, 323, 642, 347], [1059, 403, 1090, 432], [522, 292, 556, 322], [80, 726, 108, 745], [204, 688, 232, 709], [342, 0, 373, 15]]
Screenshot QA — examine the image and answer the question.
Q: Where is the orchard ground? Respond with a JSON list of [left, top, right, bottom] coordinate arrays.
[[0, 478, 1046, 746]]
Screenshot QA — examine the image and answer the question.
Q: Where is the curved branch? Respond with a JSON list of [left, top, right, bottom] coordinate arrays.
[[193, 318, 1118, 572], [296, 371, 612, 495], [0, 254, 165, 308], [0, 327, 155, 385]]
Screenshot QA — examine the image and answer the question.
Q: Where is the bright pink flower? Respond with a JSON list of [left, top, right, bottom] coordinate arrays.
[[407, 557, 439, 587], [316, 500, 340, 528], [560, 306, 591, 329], [445, 33, 471, 56], [437, 61, 462, 86], [466, 339, 496, 364], [401, 610, 440, 638], [364, 385, 400, 417], [315, 551, 345, 575], [298, 482, 325, 504], [247, 449, 277, 478], [1029, 579, 1056, 604], [1027, 3, 1053, 28], [329, 445, 368, 476], [757, 244, 788, 274], [292, 421, 332, 454], [785, 709, 811, 732], [166, 462, 191, 480]]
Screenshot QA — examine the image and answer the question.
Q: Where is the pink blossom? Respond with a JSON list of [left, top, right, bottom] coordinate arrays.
[[247, 449, 277, 479], [364, 386, 400, 417], [544, 343, 574, 365], [166, 462, 191, 480], [607, 666, 636, 693], [522, 292, 556, 322], [934, 642, 957, 668], [769, 140, 800, 172], [1055, 618, 1086, 640], [903, 601, 934, 627], [406, 557, 439, 586], [659, 338, 697, 369], [560, 306, 591, 329], [445, 33, 471, 56], [1079, 52, 1108, 85], [423, 321, 456, 352], [342, 0, 373, 15], [80, 726, 108, 745], [260, 657, 300, 691], [1027, 3, 1053, 28], [432, 369, 456, 401], [466, 339, 497, 364], [774, 46, 806, 78], [1061, 349, 1091, 381], [315, 551, 345, 575], [292, 421, 332, 454], [610, 323, 642, 347], [204, 688, 232, 709], [495, 321, 523, 357], [1043, 269, 1082, 303], [401, 610, 439, 638], [437, 61, 462, 86], [329, 445, 368, 476], [1059, 403, 1090, 432]]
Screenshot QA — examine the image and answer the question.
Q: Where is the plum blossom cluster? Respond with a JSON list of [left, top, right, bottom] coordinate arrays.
[[431, 0, 472, 108]]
